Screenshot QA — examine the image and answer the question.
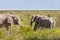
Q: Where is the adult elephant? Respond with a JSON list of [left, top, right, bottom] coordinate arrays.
[[30, 15, 55, 31], [0, 13, 22, 30]]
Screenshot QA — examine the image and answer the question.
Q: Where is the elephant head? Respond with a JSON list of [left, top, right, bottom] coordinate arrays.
[[5, 13, 20, 25], [30, 15, 38, 26], [15, 16, 20, 25], [11, 15, 21, 25], [30, 15, 44, 26]]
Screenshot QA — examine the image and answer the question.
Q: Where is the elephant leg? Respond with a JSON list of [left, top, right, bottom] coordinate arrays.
[[33, 25, 37, 31], [48, 23, 53, 29], [0, 24, 3, 28], [33, 23, 40, 31], [50, 24, 53, 29], [5, 23, 11, 30]]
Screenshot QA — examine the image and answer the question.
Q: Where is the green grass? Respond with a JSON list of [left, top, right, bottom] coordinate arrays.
[[0, 10, 60, 40]]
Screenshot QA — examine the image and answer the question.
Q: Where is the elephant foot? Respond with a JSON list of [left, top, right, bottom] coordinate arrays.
[[33, 28, 36, 31], [5, 26, 9, 30], [5, 23, 11, 30]]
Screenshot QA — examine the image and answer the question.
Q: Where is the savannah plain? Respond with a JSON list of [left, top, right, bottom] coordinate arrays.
[[0, 10, 60, 40]]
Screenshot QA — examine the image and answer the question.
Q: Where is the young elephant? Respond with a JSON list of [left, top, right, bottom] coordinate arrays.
[[30, 15, 55, 31], [0, 13, 22, 30]]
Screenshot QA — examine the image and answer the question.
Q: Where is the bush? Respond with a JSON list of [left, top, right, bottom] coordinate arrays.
[[18, 25, 60, 40]]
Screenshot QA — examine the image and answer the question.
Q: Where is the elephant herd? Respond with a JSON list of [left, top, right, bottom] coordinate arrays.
[[0, 13, 55, 31]]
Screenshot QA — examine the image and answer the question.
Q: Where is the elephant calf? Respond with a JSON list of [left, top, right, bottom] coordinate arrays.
[[30, 15, 55, 31], [0, 13, 22, 30]]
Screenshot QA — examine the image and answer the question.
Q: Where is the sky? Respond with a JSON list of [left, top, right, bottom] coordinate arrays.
[[0, 0, 60, 10]]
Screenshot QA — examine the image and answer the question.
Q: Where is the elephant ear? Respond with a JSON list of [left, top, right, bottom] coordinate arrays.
[[15, 16, 23, 25], [30, 15, 38, 26], [6, 16, 14, 24], [31, 15, 38, 22], [34, 16, 38, 21], [14, 15, 18, 20]]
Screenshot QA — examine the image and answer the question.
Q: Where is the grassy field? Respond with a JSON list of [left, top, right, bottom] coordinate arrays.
[[0, 10, 60, 40]]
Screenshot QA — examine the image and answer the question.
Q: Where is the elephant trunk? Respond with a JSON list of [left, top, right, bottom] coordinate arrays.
[[30, 21, 33, 26]]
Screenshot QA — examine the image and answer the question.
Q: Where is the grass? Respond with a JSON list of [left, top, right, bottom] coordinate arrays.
[[0, 10, 60, 40]]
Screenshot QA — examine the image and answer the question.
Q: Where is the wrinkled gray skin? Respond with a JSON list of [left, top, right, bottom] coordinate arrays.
[[0, 13, 21, 30], [30, 15, 54, 31]]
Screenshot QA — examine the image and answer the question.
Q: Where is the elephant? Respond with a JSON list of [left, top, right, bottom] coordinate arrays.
[[0, 13, 22, 30], [30, 15, 55, 31]]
